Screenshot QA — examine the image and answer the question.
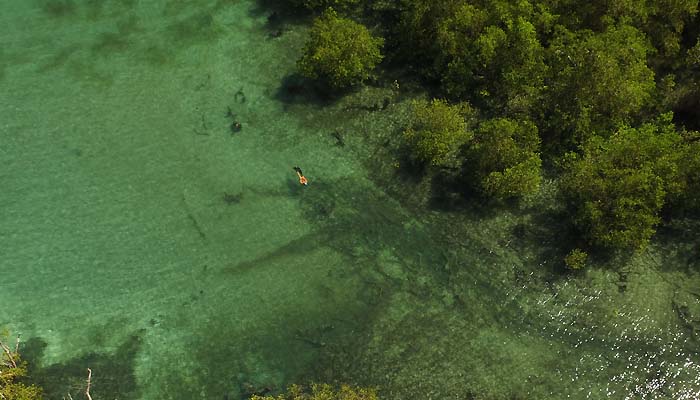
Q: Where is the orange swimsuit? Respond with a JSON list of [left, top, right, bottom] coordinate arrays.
[[296, 171, 308, 185]]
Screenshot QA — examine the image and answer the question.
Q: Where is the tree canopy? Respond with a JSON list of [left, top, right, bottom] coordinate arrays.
[[403, 99, 474, 167], [465, 118, 542, 199], [291, 0, 700, 255], [1, 336, 42, 400], [543, 24, 656, 149], [561, 114, 684, 250], [297, 9, 384, 89], [396, 0, 549, 112]]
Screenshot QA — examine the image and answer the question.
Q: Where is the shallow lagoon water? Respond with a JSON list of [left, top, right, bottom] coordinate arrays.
[[2, 1, 700, 399]]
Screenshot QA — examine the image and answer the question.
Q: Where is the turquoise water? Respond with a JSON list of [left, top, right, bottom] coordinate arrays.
[[2, 1, 700, 399]]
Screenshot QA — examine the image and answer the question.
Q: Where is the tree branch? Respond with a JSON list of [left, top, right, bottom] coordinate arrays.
[[85, 368, 93, 400], [0, 341, 16, 368]]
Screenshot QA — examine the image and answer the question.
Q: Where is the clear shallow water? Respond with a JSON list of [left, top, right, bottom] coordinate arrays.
[[1, 1, 700, 399]]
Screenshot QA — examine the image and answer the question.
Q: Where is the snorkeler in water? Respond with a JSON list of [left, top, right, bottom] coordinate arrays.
[[293, 166, 308, 186]]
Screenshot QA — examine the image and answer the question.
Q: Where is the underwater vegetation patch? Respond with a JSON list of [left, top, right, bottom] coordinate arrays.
[[91, 31, 130, 55], [66, 59, 114, 86], [115, 12, 140, 32], [36, 44, 81, 73], [83, 0, 137, 20], [40, 0, 77, 18], [212, 0, 241, 13], [83, 0, 105, 19], [162, 0, 194, 17], [167, 11, 222, 44], [163, 0, 238, 18], [90, 14, 141, 56], [140, 45, 173, 66]]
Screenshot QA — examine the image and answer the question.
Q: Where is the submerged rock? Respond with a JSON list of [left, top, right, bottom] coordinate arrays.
[[223, 192, 243, 204], [230, 121, 242, 134]]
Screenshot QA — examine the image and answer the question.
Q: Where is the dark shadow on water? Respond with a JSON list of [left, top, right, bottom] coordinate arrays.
[[511, 208, 578, 275], [250, 0, 301, 16], [176, 297, 375, 400], [212, 158, 652, 397], [249, 0, 312, 26], [654, 215, 700, 273], [275, 74, 357, 108], [425, 169, 502, 216], [395, 154, 428, 185], [286, 176, 302, 195], [167, 11, 223, 44], [423, 164, 532, 223], [221, 231, 323, 275], [180, 176, 398, 398], [227, 170, 438, 274], [23, 332, 142, 400], [41, 0, 77, 18], [275, 74, 321, 106]]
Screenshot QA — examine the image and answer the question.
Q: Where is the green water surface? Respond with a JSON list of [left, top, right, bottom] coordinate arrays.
[[2, 1, 700, 399]]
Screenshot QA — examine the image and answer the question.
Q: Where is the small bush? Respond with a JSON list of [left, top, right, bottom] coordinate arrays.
[[297, 9, 384, 89], [564, 248, 588, 270]]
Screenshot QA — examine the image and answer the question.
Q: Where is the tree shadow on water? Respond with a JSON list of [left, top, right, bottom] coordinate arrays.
[[510, 209, 575, 274], [275, 74, 355, 109], [654, 214, 700, 273], [249, 0, 312, 25], [41, 0, 77, 18], [22, 332, 143, 400], [426, 169, 500, 216], [222, 174, 436, 280]]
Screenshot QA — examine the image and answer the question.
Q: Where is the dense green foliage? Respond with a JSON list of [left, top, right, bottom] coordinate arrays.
[[0, 337, 42, 400], [292, 0, 700, 257], [403, 99, 474, 167], [251, 383, 378, 400], [297, 9, 384, 89], [546, 0, 698, 56], [545, 24, 656, 148], [465, 118, 542, 199], [564, 249, 588, 270], [561, 115, 684, 250], [397, 0, 550, 113]]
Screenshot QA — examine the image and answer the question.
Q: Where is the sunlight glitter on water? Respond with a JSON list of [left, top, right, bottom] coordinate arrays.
[[506, 274, 700, 399]]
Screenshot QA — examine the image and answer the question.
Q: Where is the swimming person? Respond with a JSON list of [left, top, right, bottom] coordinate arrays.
[[293, 166, 308, 186]]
